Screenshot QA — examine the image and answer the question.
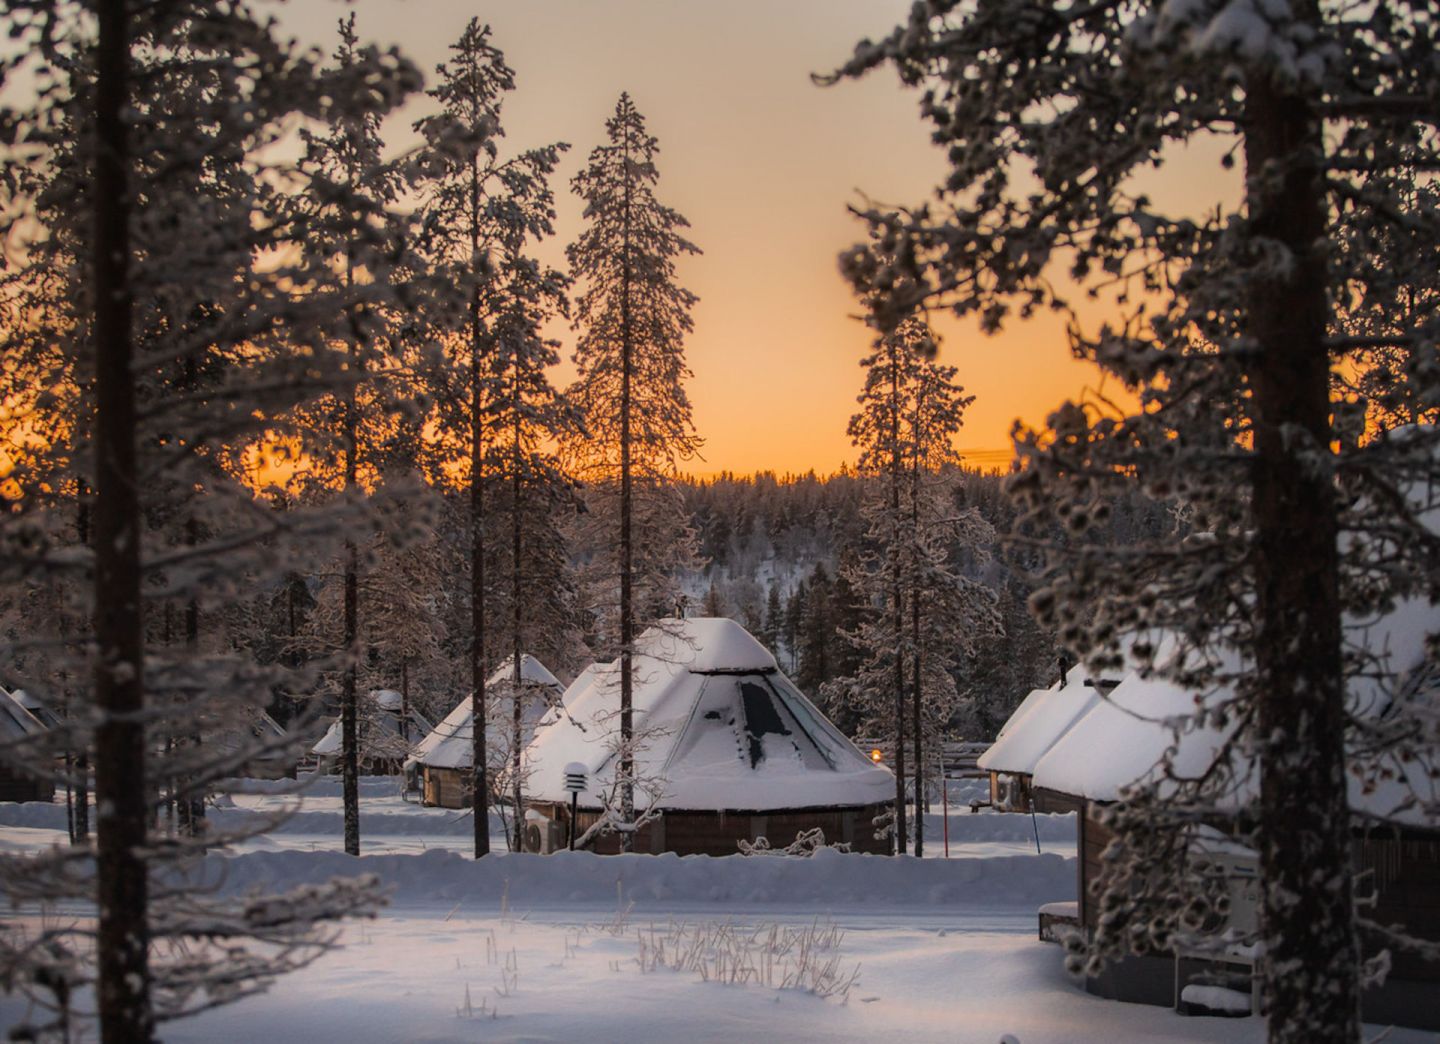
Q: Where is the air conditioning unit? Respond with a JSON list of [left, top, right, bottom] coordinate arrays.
[[523, 810, 567, 854]]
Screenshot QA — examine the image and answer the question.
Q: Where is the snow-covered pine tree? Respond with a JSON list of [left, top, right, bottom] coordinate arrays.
[[834, 314, 998, 854], [483, 258, 583, 850], [287, 13, 418, 857], [0, 2, 420, 1036], [566, 93, 702, 850], [829, 0, 1440, 1035], [411, 19, 566, 858]]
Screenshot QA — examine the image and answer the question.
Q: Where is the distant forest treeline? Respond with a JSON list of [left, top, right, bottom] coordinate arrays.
[[675, 469, 1174, 740]]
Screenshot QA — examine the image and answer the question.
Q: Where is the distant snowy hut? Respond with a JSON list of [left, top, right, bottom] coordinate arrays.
[[0, 687, 55, 803], [522, 617, 893, 856], [211, 710, 293, 779], [311, 689, 433, 775], [407, 655, 565, 809], [8, 689, 61, 730], [976, 663, 1118, 814]]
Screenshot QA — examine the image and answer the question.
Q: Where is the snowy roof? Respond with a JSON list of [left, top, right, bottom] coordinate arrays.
[[311, 691, 434, 759], [524, 617, 893, 812], [977, 666, 1104, 776], [0, 689, 46, 741], [408, 655, 566, 770], [993, 682, 1058, 742], [1030, 601, 1440, 827], [7, 689, 61, 730]]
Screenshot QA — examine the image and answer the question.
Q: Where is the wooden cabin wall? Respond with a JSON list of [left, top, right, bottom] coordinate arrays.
[[560, 804, 892, 857], [422, 766, 472, 809], [0, 763, 55, 804], [1355, 833, 1440, 982]]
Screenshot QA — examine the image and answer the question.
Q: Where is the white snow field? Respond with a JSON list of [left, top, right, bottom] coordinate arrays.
[[0, 778, 1429, 1042]]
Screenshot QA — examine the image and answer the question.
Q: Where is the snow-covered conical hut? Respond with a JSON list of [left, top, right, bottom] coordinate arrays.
[[522, 617, 893, 855], [0, 687, 54, 802], [311, 689, 433, 775], [406, 655, 565, 809]]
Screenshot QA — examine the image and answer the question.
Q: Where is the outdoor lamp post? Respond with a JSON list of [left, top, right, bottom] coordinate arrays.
[[563, 762, 587, 851]]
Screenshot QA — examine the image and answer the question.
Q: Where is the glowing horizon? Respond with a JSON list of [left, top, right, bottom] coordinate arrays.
[[276, 3, 1231, 477]]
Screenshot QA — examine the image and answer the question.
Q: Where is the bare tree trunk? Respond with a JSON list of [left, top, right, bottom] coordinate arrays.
[[469, 155, 490, 858], [910, 400, 924, 859], [511, 403, 525, 853], [92, 2, 155, 1035], [1244, 40, 1360, 1043], [911, 577, 923, 859], [73, 492, 90, 842], [179, 514, 205, 840], [341, 246, 361, 859], [889, 342, 907, 855], [618, 124, 636, 852], [341, 538, 360, 856]]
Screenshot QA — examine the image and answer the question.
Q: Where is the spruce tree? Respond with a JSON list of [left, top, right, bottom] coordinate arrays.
[[0, 3, 413, 1035], [566, 93, 701, 849], [412, 19, 565, 858], [293, 12, 415, 858]]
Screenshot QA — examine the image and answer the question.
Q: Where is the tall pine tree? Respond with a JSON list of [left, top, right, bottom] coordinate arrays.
[[566, 94, 701, 849]]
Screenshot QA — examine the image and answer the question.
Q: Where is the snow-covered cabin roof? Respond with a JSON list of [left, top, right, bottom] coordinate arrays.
[[977, 666, 1106, 776], [0, 689, 46, 741], [524, 617, 893, 812], [993, 682, 1058, 742], [408, 655, 566, 770], [312, 691, 434, 758], [6, 689, 61, 730], [1031, 600, 1440, 826]]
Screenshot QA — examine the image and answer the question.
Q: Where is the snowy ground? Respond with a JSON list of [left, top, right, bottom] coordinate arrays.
[[0, 778, 1428, 1042]]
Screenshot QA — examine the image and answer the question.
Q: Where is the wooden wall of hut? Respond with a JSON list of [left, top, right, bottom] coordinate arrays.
[[1354, 830, 1440, 983], [527, 802, 893, 857], [0, 762, 55, 804], [421, 766, 472, 809]]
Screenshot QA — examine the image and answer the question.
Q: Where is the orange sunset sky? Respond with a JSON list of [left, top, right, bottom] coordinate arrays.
[[273, 0, 1237, 478]]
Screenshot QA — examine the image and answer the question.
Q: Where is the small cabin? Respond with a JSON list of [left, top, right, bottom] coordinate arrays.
[[406, 655, 565, 809], [311, 689, 433, 775], [522, 618, 894, 856]]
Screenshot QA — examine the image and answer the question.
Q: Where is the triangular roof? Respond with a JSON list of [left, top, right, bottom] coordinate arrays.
[[977, 665, 1104, 776], [0, 689, 46, 741], [1025, 605, 1440, 826], [525, 617, 892, 812], [408, 655, 566, 770], [312, 690, 434, 759], [7, 689, 61, 730]]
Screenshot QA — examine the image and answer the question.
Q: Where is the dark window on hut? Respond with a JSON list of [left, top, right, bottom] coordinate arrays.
[[739, 678, 790, 767]]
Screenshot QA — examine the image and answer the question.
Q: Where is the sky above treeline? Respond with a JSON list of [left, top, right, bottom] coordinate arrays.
[[271, 0, 1233, 478]]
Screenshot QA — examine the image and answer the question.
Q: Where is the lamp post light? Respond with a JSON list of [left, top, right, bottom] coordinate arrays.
[[563, 762, 587, 851]]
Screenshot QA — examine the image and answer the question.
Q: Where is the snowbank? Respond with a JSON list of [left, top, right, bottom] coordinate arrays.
[[189, 846, 1076, 910]]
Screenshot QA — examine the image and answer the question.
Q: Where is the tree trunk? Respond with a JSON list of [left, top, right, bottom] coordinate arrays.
[[179, 515, 205, 839], [1244, 43, 1360, 1043], [341, 537, 360, 856], [910, 403, 924, 859], [340, 237, 361, 859], [74, 492, 90, 843], [469, 155, 490, 858], [889, 342, 908, 855], [511, 403, 525, 853], [618, 124, 636, 852], [92, 1, 155, 1035]]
